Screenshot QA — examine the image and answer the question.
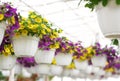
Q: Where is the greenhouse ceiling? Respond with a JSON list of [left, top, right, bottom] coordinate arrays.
[[1, 0, 103, 47]]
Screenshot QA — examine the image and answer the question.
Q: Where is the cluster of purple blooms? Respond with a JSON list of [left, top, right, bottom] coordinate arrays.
[[0, 3, 19, 33], [17, 57, 37, 68]]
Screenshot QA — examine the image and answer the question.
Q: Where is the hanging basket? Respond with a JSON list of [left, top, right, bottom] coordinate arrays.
[[91, 55, 107, 67], [49, 65, 63, 76], [70, 69, 80, 78], [74, 60, 89, 70], [12, 36, 39, 57], [62, 68, 71, 77], [96, 0, 120, 36], [26, 66, 37, 74], [34, 49, 55, 64], [0, 55, 16, 70], [0, 21, 7, 45], [36, 64, 50, 75], [15, 63, 22, 74], [55, 53, 73, 66]]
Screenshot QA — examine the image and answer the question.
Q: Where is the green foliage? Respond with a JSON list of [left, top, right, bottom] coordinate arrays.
[[79, 0, 120, 11], [111, 39, 119, 46]]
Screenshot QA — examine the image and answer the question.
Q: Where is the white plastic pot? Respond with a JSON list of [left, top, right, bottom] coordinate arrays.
[[85, 65, 93, 74], [36, 64, 50, 75], [70, 69, 80, 78], [15, 64, 22, 74], [12, 36, 39, 57], [0, 21, 7, 45], [26, 66, 38, 74], [91, 55, 107, 67], [74, 60, 89, 70], [50, 65, 63, 76], [62, 68, 71, 77], [96, 0, 120, 36], [34, 49, 55, 64], [55, 53, 73, 66], [0, 55, 16, 70]]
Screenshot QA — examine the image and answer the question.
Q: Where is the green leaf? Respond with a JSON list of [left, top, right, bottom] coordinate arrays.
[[116, 0, 120, 5], [111, 39, 119, 46], [102, 0, 108, 6]]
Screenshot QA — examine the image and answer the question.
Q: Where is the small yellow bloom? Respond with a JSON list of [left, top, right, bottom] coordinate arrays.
[[29, 25, 34, 29], [41, 30, 46, 35], [15, 32, 20, 37], [30, 14, 36, 18], [41, 24, 46, 29], [39, 34, 43, 39], [69, 50, 74, 54], [19, 23, 24, 29], [72, 56, 77, 59], [50, 35, 56, 39], [4, 47, 10, 54], [11, 16, 15, 24], [0, 14, 4, 20], [21, 30, 28, 36], [80, 56, 86, 61], [52, 58, 56, 65], [66, 62, 75, 69], [35, 17, 42, 23], [105, 68, 115, 72], [58, 29, 63, 33], [43, 18, 48, 23], [54, 43, 60, 49], [46, 28, 51, 33]]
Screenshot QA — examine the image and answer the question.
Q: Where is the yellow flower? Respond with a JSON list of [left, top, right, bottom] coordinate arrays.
[[50, 35, 56, 39], [72, 56, 77, 60], [0, 14, 4, 20], [80, 56, 86, 61], [15, 32, 20, 37], [29, 25, 34, 29], [46, 28, 51, 33], [35, 17, 42, 23], [86, 47, 93, 54], [30, 14, 36, 18], [52, 58, 56, 65], [19, 23, 24, 29], [58, 29, 63, 33], [66, 63, 75, 69], [21, 30, 28, 36], [41, 24, 46, 28], [41, 30, 46, 35], [4, 47, 11, 54], [54, 43, 60, 49], [49, 45, 54, 49], [11, 16, 15, 24], [39, 34, 43, 39], [69, 50, 74, 54], [43, 18, 48, 23], [105, 68, 115, 72]]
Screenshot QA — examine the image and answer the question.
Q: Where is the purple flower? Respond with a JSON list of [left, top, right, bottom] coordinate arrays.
[[17, 57, 37, 68]]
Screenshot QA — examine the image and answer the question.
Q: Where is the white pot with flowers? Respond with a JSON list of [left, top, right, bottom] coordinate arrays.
[[80, 0, 120, 36], [55, 37, 74, 66], [12, 12, 53, 57], [0, 3, 19, 45], [34, 34, 61, 64], [0, 32, 16, 70]]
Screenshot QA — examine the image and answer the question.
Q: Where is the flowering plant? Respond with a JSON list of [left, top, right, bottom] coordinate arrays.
[[0, 30, 14, 56], [38, 28, 62, 50], [55, 37, 76, 54], [17, 57, 37, 68], [72, 41, 90, 61], [79, 0, 120, 11], [0, 2, 19, 30], [13, 11, 53, 37]]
